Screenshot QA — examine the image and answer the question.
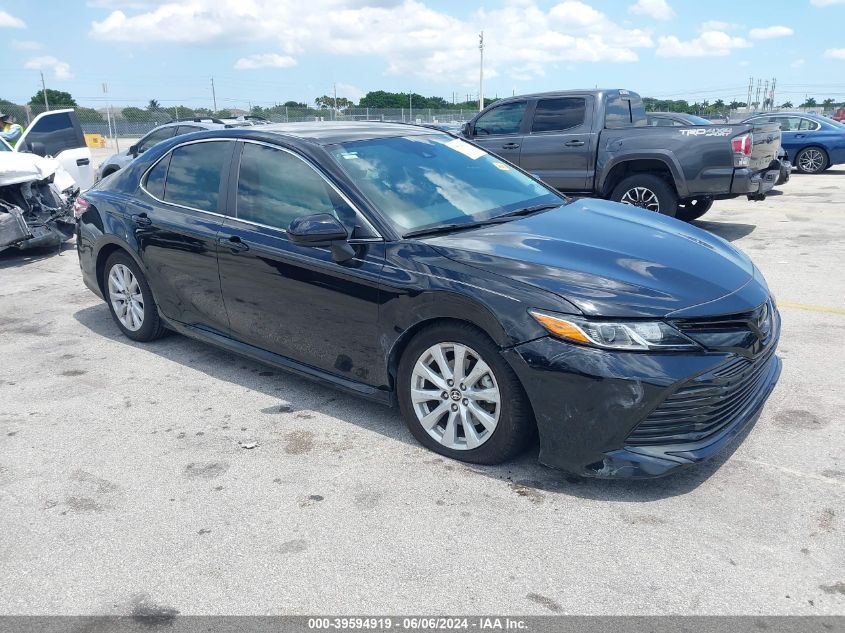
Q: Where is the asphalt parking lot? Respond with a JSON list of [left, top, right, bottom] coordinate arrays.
[[0, 167, 843, 616]]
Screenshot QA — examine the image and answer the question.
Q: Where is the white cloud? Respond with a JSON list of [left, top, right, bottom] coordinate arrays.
[[791, 58, 805, 68], [0, 9, 25, 28], [810, 0, 845, 6], [89, 0, 655, 84], [748, 25, 793, 39], [656, 30, 751, 57], [335, 82, 365, 104], [24, 56, 74, 80], [628, 0, 674, 20], [700, 20, 738, 31], [10, 40, 42, 50], [234, 53, 297, 69], [824, 48, 845, 59]]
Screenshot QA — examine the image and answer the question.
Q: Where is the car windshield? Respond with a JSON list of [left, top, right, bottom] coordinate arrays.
[[685, 115, 712, 125], [328, 133, 564, 234], [823, 117, 845, 129]]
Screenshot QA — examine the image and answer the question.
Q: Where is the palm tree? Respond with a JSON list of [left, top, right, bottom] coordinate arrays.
[[147, 99, 161, 112]]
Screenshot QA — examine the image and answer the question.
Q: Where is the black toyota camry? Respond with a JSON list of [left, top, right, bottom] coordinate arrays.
[[74, 122, 781, 478]]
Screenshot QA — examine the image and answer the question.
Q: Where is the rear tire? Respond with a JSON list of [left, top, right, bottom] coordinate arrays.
[[610, 174, 678, 217], [795, 147, 828, 174], [397, 322, 533, 465], [103, 251, 166, 342], [675, 197, 714, 222]]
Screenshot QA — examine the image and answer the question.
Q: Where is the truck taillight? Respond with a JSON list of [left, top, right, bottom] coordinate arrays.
[[72, 196, 90, 219], [731, 132, 752, 167]]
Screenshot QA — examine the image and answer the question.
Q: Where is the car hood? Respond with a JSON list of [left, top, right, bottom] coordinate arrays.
[[0, 152, 62, 186], [426, 199, 757, 318]]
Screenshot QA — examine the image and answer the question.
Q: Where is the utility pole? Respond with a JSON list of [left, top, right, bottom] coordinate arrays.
[[333, 83, 338, 121], [40, 72, 49, 111], [409, 92, 413, 121], [763, 79, 770, 111], [211, 76, 217, 113], [478, 31, 484, 111], [770, 77, 777, 111], [102, 82, 119, 153], [746, 76, 753, 113]]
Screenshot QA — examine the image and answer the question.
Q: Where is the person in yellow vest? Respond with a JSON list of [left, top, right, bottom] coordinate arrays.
[[0, 112, 24, 146]]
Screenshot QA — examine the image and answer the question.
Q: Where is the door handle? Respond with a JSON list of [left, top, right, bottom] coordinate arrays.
[[501, 142, 520, 149], [219, 235, 249, 253], [76, 158, 90, 166], [564, 140, 585, 147], [131, 213, 152, 227]]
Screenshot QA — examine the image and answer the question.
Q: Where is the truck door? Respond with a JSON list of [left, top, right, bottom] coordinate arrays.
[[519, 96, 594, 192], [465, 100, 528, 165], [15, 109, 94, 189]]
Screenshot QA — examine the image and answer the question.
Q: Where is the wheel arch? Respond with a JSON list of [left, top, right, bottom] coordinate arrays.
[[599, 156, 684, 198], [94, 238, 145, 298]]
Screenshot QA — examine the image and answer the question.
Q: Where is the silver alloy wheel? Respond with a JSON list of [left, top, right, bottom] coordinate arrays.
[[798, 149, 824, 173], [620, 186, 660, 212], [107, 263, 144, 332], [410, 342, 500, 450]]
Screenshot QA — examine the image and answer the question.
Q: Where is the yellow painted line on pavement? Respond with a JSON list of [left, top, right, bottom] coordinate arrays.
[[778, 301, 845, 315]]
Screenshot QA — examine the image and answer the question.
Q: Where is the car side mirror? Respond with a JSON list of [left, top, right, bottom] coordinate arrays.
[[288, 213, 355, 262], [461, 122, 472, 137], [28, 141, 47, 157], [128, 144, 139, 157]]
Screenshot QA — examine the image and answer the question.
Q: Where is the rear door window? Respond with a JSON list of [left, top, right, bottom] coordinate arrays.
[[162, 141, 231, 213], [473, 102, 527, 136], [531, 98, 586, 133]]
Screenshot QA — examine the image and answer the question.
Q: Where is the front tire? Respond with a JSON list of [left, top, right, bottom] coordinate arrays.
[[397, 323, 533, 464], [103, 251, 166, 342], [610, 174, 678, 217], [795, 147, 828, 174], [675, 197, 714, 222]]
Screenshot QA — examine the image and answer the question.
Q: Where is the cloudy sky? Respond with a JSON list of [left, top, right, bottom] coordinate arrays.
[[2, 0, 845, 108]]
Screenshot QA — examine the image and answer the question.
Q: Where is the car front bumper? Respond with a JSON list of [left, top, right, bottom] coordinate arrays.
[[502, 327, 781, 479]]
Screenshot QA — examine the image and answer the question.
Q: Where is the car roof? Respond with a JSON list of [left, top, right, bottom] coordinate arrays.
[[242, 121, 442, 145]]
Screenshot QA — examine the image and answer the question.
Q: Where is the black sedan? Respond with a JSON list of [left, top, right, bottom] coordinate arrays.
[[74, 123, 781, 478]]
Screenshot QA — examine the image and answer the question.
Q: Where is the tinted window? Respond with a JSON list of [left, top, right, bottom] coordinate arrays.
[[237, 144, 341, 229], [774, 117, 801, 132], [330, 134, 563, 234], [647, 117, 677, 127], [23, 112, 83, 156], [531, 98, 586, 133], [137, 127, 176, 153], [605, 97, 632, 127], [163, 141, 230, 212], [175, 125, 203, 136], [474, 102, 527, 135], [145, 154, 170, 199]]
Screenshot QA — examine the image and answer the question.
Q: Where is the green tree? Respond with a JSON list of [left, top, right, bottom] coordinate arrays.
[[147, 99, 161, 111], [29, 89, 77, 107], [780, 101, 793, 108], [801, 97, 817, 108]]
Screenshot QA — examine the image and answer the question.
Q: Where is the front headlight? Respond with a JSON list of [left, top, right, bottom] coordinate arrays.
[[529, 310, 699, 351]]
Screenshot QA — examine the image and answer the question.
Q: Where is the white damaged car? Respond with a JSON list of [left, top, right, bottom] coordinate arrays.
[[0, 110, 92, 252]]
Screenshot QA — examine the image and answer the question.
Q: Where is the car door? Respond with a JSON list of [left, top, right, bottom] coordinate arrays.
[[216, 141, 385, 385], [133, 139, 234, 334], [767, 116, 802, 157], [518, 96, 594, 191], [15, 109, 94, 189], [465, 101, 528, 165]]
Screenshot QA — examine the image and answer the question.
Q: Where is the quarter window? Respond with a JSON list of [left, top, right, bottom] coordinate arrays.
[[144, 154, 170, 200], [473, 102, 527, 136], [162, 141, 230, 212], [531, 98, 586, 133], [798, 118, 820, 131], [236, 144, 341, 229]]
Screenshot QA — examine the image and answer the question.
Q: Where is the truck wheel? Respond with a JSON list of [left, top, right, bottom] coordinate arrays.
[[611, 174, 678, 217], [795, 147, 828, 174], [675, 198, 714, 222]]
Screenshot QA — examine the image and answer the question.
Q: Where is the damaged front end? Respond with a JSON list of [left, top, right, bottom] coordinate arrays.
[[0, 162, 79, 253]]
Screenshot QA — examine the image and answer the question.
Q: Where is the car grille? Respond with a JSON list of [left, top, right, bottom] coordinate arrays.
[[626, 342, 777, 446]]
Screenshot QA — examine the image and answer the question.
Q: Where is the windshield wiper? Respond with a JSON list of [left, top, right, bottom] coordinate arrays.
[[402, 202, 566, 239]]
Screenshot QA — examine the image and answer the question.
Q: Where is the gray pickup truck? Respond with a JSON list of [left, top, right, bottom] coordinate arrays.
[[460, 89, 782, 221]]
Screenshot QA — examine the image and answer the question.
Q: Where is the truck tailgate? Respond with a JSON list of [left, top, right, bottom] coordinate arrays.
[[747, 122, 781, 171]]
